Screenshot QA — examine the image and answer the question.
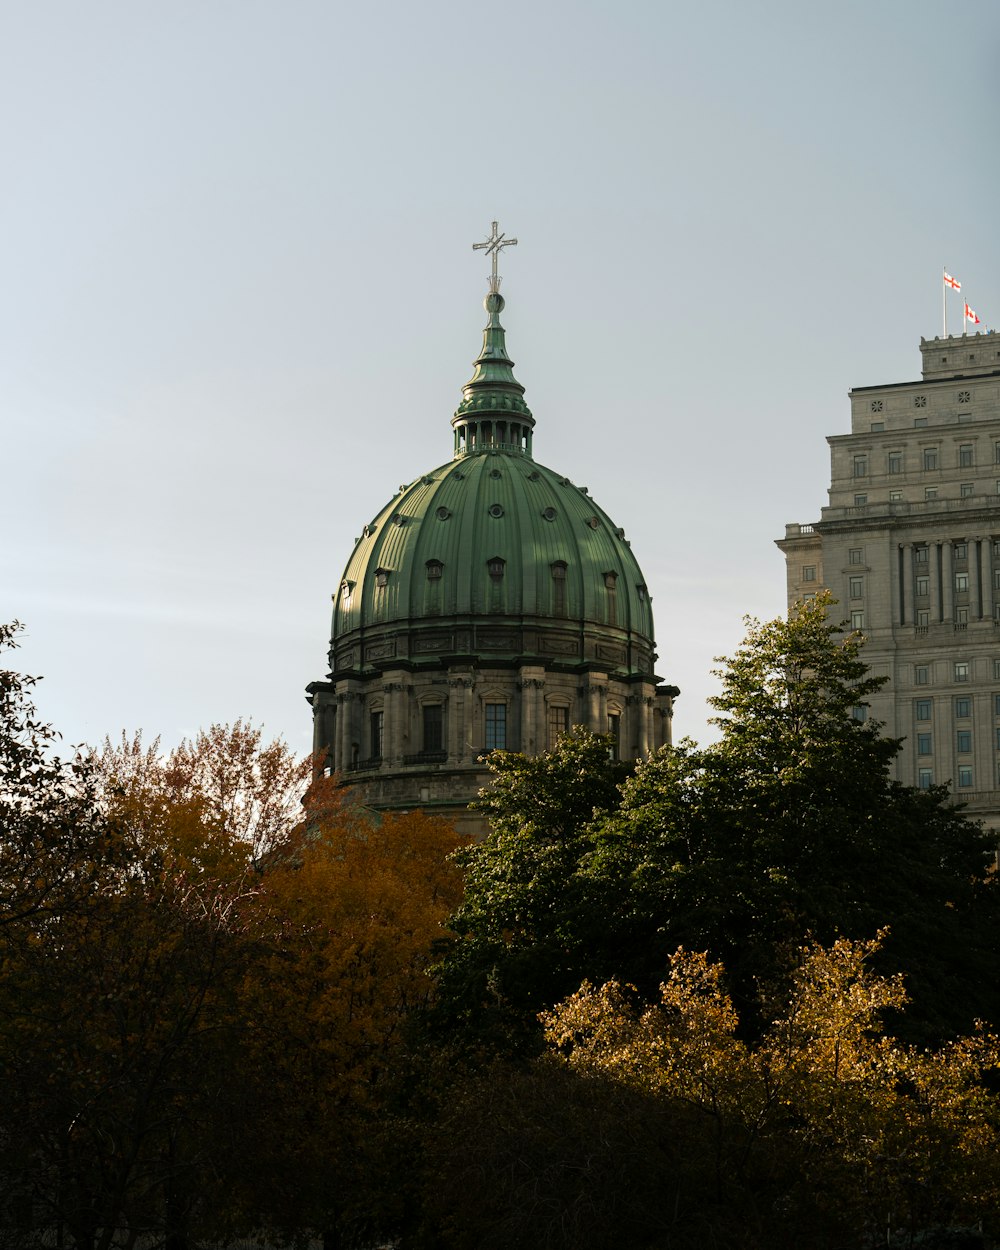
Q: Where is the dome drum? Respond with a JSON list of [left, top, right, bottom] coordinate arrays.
[[308, 660, 674, 836], [326, 618, 659, 684]]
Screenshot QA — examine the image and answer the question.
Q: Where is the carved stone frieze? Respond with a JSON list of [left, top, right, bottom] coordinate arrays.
[[365, 641, 396, 661], [477, 628, 519, 649], [413, 633, 455, 653]]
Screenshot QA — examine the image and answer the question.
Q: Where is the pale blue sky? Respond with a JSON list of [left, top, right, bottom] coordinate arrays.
[[3, 0, 999, 755]]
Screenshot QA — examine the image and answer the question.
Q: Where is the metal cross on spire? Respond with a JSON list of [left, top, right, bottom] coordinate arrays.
[[473, 220, 517, 293]]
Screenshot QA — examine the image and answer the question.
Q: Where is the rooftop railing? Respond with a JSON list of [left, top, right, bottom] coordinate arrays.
[[454, 440, 528, 457]]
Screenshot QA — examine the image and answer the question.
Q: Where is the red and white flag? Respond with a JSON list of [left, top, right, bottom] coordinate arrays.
[[965, 303, 981, 325], [944, 271, 962, 291]]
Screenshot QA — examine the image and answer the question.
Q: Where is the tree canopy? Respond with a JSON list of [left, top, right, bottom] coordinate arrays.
[[0, 622, 114, 929], [434, 596, 1000, 1047], [0, 626, 466, 1249], [5, 602, 1000, 1249], [431, 731, 632, 1050], [429, 934, 1000, 1249]]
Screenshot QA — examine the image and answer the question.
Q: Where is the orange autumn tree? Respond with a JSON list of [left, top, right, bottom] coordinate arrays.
[[221, 784, 467, 1246], [0, 686, 466, 1249], [0, 719, 309, 1249], [0, 780, 259, 1250], [94, 720, 311, 860]]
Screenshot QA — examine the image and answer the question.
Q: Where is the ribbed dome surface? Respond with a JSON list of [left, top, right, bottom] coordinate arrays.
[[334, 449, 654, 651]]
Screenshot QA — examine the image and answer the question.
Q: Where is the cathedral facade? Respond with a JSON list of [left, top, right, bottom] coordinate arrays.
[[308, 227, 677, 831]]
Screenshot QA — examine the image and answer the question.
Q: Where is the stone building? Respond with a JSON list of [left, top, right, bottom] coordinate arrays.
[[307, 244, 677, 832], [777, 332, 1000, 833]]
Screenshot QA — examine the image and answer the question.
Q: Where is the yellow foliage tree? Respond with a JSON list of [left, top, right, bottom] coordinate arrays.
[[540, 935, 1000, 1246]]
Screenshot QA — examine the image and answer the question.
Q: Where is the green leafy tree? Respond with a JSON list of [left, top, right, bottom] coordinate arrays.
[[0, 622, 114, 930], [432, 731, 631, 1051], [587, 595, 1000, 1035], [435, 597, 1000, 1047]]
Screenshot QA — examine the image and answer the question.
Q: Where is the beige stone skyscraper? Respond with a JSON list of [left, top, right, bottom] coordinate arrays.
[[778, 332, 1000, 833]]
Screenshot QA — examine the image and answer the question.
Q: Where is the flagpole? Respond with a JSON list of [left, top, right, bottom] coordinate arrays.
[[943, 268, 948, 337]]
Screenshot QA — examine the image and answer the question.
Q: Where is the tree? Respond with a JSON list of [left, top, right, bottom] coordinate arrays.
[[585, 595, 1000, 1036], [0, 622, 114, 930], [431, 731, 632, 1051], [434, 598, 1000, 1048], [0, 802, 257, 1249], [93, 720, 311, 860], [0, 634, 468, 1249], [0, 655, 315, 1249], [426, 936, 1000, 1249], [218, 792, 467, 1247], [541, 935, 1000, 1247], [164, 721, 311, 858]]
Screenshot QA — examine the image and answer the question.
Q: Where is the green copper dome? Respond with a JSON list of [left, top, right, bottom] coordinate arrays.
[[327, 291, 660, 681]]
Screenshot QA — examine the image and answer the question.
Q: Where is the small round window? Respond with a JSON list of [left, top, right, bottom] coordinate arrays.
[[587, 516, 599, 530], [490, 468, 502, 479], [488, 503, 505, 519], [436, 506, 451, 521], [542, 506, 557, 522]]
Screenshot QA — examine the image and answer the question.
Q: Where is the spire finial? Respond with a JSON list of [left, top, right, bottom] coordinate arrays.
[[473, 220, 517, 293]]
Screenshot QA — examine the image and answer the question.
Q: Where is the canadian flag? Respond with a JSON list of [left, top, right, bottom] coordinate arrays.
[[965, 303, 981, 325], [944, 271, 962, 291]]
